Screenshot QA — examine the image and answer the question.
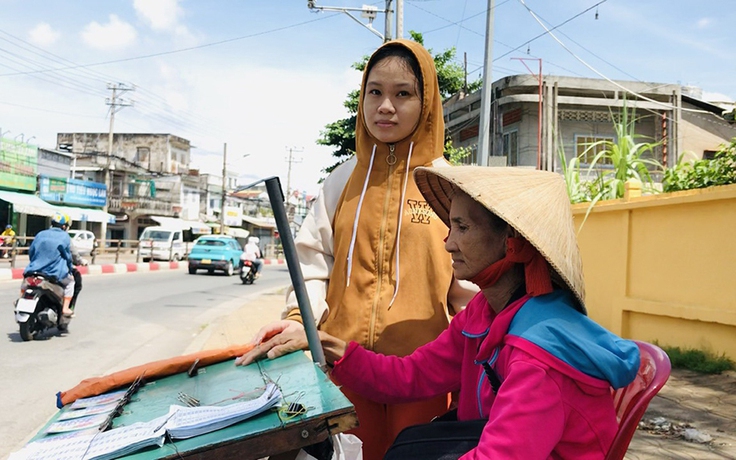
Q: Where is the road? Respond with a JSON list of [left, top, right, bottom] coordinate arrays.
[[0, 264, 291, 459]]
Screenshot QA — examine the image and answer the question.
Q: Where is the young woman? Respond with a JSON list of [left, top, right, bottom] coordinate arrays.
[[237, 40, 476, 459]]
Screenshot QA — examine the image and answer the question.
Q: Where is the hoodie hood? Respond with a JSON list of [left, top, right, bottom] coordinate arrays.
[[321, 40, 454, 356], [354, 39, 445, 169]]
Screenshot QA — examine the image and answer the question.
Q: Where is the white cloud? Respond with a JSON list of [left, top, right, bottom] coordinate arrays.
[[133, 0, 187, 34], [28, 23, 61, 47], [81, 14, 137, 50], [696, 18, 712, 29]]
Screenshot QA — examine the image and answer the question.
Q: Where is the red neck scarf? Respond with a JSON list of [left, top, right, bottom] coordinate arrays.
[[469, 237, 553, 297]]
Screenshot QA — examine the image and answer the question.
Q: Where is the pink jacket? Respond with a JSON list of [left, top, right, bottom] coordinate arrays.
[[331, 290, 640, 459]]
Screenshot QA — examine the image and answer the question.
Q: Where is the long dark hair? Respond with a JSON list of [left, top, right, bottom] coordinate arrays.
[[365, 44, 424, 101]]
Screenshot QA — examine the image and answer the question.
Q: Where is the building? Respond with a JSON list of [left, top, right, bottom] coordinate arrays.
[[57, 132, 197, 242], [444, 75, 736, 173], [0, 137, 113, 239]]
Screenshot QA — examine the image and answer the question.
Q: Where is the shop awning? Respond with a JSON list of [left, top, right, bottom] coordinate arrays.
[[241, 215, 277, 229], [0, 190, 58, 217], [151, 216, 212, 235], [226, 227, 250, 239], [57, 206, 116, 224]]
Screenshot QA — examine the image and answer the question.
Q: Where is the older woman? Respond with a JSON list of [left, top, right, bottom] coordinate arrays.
[[259, 166, 640, 459]]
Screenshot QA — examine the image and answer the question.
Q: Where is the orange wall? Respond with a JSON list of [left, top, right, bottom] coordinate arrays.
[[572, 184, 736, 360]]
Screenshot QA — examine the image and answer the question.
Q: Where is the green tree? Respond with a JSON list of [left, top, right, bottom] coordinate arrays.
[[318, 31, 481, 176]]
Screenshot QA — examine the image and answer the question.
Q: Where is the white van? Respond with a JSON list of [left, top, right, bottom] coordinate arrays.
[[138, 226, 186, 261]]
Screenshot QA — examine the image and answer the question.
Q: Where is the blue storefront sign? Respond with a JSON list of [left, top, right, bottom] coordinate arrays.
[[39, 175, 107, 207]]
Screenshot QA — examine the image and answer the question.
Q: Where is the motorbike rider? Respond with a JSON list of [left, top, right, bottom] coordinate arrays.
[[241, 236, 263, 279], [23, 213, 76, 317], [1, 224, 16, 258]]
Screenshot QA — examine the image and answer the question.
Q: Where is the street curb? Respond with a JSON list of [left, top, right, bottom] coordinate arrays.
[[0, 261, 184, 281], [0, 258, 286, 282], [263, 259, 286, 265]]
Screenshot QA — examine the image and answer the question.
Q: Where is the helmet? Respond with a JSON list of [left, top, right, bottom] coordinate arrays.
[[248, 236, 259, 244], [5, 224, 11, 229], [51, 212, 71, 228]]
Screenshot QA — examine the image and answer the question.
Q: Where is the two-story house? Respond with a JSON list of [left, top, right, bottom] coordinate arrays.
[[444, 75, 736, 174]]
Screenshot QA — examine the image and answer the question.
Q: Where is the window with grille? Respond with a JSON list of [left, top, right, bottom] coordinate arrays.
[[576, 135, 614, 164]]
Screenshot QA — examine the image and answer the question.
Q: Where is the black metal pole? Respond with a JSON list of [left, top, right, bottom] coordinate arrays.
[[264, 177, 326, 368]]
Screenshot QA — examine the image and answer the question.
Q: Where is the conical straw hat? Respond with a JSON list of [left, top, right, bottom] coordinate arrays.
[[414, 165, 586, 312]]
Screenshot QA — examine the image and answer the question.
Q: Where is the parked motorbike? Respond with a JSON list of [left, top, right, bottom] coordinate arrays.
[[239, 259, 257, 285], [14, 272, 71, 340]]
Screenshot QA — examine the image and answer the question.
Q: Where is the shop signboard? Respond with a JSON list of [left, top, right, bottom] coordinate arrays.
[[39, 175, 107, 207], [224, 205, 242, 226], [0, 138, 37, 191]]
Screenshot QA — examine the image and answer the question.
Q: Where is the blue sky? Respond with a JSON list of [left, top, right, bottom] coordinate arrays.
[[1, 0, 734, 195]]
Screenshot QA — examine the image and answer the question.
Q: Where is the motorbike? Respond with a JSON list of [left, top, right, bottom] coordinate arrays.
[[239, 259, 257, 285], [14, 272, 71, 340], [14, 267, 82, 341]]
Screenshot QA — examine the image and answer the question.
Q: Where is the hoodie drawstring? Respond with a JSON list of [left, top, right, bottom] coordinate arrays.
[[388, 142, 414, 307], [346, 145, 377, 287]]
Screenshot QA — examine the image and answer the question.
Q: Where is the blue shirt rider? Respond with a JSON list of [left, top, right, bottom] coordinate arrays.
[[23, 212, 76, 317]]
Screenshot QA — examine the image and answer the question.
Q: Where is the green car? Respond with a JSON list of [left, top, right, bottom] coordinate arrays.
[[187, 235, 243, 276]]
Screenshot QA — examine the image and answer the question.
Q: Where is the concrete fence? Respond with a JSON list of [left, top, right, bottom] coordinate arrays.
[[573, 183, 736, 361]]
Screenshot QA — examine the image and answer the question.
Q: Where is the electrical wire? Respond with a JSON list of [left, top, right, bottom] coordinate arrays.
[[0, 14, 338, 78], [516, 0, 710, 114]]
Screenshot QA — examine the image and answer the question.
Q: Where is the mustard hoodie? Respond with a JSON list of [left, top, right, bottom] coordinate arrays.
[[284, 40, 476, 356]]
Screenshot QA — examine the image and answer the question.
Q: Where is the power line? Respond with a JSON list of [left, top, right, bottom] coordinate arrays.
[[0, 14, 338, 78], [495, 0, 608, 62], [516, 0, 709, 114], [0, 28, 229, 140]]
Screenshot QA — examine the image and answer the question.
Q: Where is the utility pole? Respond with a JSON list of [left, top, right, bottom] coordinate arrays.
[[477, 0, 496, 166], [284, 146, 304, 202], [101, 83, 133, 249], [383, 0, 393, 42], [220, 142, 227, 234], [395, 0, 403, 39]]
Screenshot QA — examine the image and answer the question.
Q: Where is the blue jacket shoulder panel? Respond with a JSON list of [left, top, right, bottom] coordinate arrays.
[[508, 291, 640, 388]]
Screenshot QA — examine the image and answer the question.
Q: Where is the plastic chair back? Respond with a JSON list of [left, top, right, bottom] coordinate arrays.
[[605, 340, 671, 460]]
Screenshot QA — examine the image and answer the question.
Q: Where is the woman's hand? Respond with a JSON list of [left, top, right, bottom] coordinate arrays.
[[319, 331, 348, 364], [234, 320, 349, 367], [235, 320, 305, 366]]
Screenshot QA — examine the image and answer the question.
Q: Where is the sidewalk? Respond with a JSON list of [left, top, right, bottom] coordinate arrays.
[[194, 287, 736, 460]]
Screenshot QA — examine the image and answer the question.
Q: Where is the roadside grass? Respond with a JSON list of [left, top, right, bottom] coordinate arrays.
[[657, 343, 735, 374]]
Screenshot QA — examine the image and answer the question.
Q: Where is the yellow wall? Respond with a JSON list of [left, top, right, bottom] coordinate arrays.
[[572, 184, 736, 360]]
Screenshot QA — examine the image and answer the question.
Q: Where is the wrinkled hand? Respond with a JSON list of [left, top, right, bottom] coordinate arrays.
[[235, 320, 306, 366]]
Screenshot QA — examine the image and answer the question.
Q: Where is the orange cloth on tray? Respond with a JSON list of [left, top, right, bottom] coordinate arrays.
[[56, 343, 255, 408]]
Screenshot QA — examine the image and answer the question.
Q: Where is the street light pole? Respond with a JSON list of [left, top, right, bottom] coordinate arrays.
[[220, 142, 227, 234]]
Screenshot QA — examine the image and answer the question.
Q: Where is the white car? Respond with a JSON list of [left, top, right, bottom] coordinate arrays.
[[68, 230, 97, 256]]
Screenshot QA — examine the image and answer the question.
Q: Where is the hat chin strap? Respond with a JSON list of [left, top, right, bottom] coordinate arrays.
[[469, 237, 553, 297]]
